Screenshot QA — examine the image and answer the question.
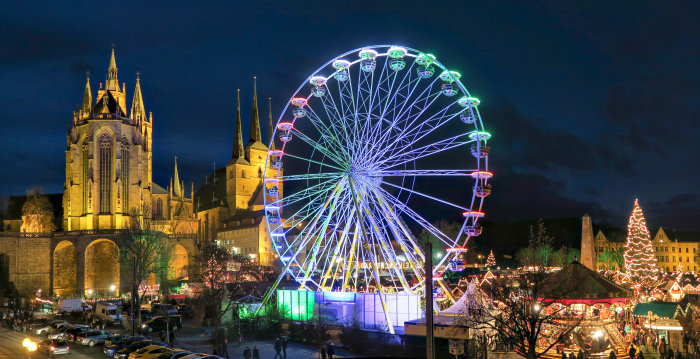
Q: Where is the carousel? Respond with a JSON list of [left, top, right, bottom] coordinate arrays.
[[533, 261, 634, 358]]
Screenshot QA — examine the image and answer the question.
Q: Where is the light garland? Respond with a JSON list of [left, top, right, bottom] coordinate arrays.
[[623, 199, 659, 286]]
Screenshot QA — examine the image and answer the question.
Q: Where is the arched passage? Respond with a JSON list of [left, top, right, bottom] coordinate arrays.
[[84, 238, 119, 296], [53, 241, 77, 296], [169, 244, 188, 280]]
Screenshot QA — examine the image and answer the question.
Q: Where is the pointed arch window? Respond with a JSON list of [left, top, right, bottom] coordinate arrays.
[[121, 138, 130, 213], [155, 198, 163, 218], [99, 133, 113, 213], [82, 139, 89, 213]]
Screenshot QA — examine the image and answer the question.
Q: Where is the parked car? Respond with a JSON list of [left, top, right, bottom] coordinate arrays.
[[128, 345, 172, 359], [64, 325, 91, 342], [39, 339, 71, 356], [47, 326, 73, 340], [151, 304, 178, 316], [141, 316, 182, 333], [35, 321, 68, 335], [156, 351, 192, 359], [105, 334, 131, 346], [114, 340, 164, 359], [80, 330, 112, 346], [104, 336, 147, 356]]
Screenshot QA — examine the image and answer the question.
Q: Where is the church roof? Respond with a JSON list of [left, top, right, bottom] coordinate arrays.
[[194, 167, 228, 212], [152, 182, 168, 195], [93, 90, 126, 117]]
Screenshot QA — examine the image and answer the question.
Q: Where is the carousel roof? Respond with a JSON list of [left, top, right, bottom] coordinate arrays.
[[541, 261, 633, 304], [632, 302, 682, 319]]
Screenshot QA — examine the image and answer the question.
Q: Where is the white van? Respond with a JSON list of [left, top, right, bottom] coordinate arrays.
[[95, 302, 122, 322], [58, 299, 87, 314]]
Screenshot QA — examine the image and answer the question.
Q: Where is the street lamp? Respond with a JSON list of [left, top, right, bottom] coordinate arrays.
[[110, 284, 117, 293]]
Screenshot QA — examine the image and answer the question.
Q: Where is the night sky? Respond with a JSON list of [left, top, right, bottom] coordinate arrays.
[[1, 1, 698, 230]]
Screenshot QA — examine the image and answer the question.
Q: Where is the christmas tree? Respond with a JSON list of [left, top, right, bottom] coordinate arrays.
[[486, 250, 496, 267], [623, 199, 658, 286]]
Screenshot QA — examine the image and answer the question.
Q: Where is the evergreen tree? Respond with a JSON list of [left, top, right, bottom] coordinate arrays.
[[623, 199, 658, 286], [486, 250, 496, 267]]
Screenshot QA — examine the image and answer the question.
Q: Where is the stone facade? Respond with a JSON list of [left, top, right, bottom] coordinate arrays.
[[0, 232, 198, 297]]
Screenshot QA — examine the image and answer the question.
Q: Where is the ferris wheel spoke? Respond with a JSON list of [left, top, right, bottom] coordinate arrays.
[[299, 107, 351, 164], [281, 152, 347, 172], [368, 169, 477, 177], [303, 106, 354, 163], [288, 129, 349, 167], [369, 89, 444, 161], [317, 86, 357, 159], [376, 186, 458, 248], [359, 196, 415, 291], [379, 180, 468, 211], [378, 133, 475, 169], [269, 177, 340, 209]]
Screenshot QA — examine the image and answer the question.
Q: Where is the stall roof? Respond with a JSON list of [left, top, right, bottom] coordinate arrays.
[[633, 302, 681, 318]]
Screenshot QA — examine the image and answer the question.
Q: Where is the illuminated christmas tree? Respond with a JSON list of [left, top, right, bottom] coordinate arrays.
[[623, 199, 658, 286], [486, 250, 496, 267]]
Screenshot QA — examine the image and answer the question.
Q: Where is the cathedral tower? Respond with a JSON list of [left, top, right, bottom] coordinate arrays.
[[63, 49, 153, 230]]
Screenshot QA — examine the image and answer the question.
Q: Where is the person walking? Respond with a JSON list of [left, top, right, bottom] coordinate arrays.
[[326, 342, 335, 359], [609, 350, 617, 359], [159, 330, 166, 343], [242, 346, 251, 359], [320, 345, 327, 359], [282, 337, 288, 358], [629, 345, 637, 359], [274, 338, 283, 359], [252, 346, 260, 359]]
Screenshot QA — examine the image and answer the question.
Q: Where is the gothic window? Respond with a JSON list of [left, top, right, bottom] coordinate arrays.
[[99, 133, 113, 213], [82, 139, 89, 213], [121, 138, 130, 213], [241, 170, 245, 178], [155, 198, 163, 218]]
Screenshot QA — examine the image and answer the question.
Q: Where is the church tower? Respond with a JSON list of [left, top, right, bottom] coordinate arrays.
[[224, 78, 272, 212], [63, 49, 153, 230]]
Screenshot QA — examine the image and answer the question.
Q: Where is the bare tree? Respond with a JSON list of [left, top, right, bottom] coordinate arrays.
[[464, 268, 583, 359], [119, 207, 174, 325]]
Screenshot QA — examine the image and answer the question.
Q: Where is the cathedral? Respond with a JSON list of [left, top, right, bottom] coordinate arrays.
[[62, 49, 195, 233]]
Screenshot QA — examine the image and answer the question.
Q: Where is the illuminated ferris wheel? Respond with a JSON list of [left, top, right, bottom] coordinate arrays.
[[263, 45, 492, 300]]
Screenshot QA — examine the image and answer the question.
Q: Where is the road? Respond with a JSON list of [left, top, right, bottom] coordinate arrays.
[[0, 328, 104, 359]]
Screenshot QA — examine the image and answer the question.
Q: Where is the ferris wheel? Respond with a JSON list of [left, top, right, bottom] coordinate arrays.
[[263, 45, 491, 302]]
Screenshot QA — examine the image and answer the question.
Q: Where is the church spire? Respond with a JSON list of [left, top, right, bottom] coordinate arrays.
[[231, 89, 245, 160], [81, 72, 92, 116], [249, 77, 262, 144], [107, 47, 119, 91], [130, 72, 146, 121], [173, 156, 182, 198], [268, 97, 275, 150]]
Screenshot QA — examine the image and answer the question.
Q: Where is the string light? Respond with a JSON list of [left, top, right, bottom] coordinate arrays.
[[623, 199, 659, 286], [486, 250, 496, 267]]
